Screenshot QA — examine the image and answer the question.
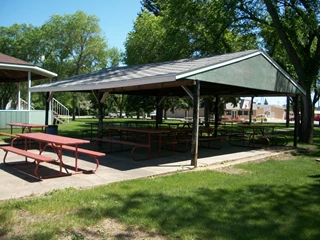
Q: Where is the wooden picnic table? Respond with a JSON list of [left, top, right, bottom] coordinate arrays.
[[161, 122, 191, 128], [169, 127, 225, 151], [231, 125, 283, 147], [124, 120, 156, 128], [238, 124, 277, 136], [83, 121, 124, 140]]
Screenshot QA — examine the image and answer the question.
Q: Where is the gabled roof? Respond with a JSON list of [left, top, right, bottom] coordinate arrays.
[[0, 53, 57, 82], [29, 49, 305, 97]]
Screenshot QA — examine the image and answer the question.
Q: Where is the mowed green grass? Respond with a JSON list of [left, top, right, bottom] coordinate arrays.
[[1, 153, 320, 239]]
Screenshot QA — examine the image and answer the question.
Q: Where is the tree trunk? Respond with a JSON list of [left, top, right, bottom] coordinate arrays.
[[300, 91, 314, 143], [163, 109, 167, 120], [286, 97, 290, 127]]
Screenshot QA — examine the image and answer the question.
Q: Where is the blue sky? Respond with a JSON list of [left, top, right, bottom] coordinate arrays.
[[0, 0, 141, 51]]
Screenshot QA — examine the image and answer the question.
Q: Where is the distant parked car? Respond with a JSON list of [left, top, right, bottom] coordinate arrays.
[[253, 114, 268, 122], [314, 115, 320, 121]]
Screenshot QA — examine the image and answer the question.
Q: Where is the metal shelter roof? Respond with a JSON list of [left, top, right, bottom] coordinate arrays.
[[0, 53, 57, 82], [29, 49, 305, 97]]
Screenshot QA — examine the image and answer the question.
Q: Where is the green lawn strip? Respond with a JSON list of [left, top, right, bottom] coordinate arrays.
[[1, 155, 320, 239]]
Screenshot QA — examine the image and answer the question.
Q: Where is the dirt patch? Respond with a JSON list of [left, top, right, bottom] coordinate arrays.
[[196, 150, 296, 174], [266, 152, 294, 161], [59, 218, 166, 240], [3, 211, 166, 240], [214, 167, 249, 174]]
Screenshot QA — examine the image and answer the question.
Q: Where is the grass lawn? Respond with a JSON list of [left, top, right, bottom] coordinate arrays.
[[0, 119, 320, 239]]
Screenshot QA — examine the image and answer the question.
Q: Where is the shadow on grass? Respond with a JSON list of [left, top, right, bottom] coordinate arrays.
[[71, 182, 320, 239]]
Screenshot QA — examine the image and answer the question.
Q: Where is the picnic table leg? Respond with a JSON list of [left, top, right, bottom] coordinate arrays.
[[24, 138, 29, 163], [90, 124, 93, 141], [51, 144, 69, 176], [158, 134, 162, 156], [147, 133, 151, 159]]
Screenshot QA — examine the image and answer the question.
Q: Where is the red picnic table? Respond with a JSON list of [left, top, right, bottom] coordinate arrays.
[[1, 132, 105, 179], [7, 122, 47, 134], [94, 126, 175, 160]]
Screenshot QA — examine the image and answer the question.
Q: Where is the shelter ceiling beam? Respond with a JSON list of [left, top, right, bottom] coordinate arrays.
[[0, 69, 15, 79], [158, 96, 166, 106], [92, 90, 109, 103], [47, 92, 54, 102], [100, 92, 109, 103], [92, 90, 99, 103], [182, 86, 194, 99]]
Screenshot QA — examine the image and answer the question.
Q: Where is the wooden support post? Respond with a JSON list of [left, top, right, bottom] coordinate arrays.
[[191, 80, 200, 167], [156, 95, 163, 129], [98, 101, 104, 139], [204, 97, 210, 128], [92, 92, 105, 139], [45, 92, 49, 125], [249, 96, 254, 124], [293, 95, 299, 147]]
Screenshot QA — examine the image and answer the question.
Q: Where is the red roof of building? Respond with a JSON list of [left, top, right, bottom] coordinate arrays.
[[0, 53, 33, 66]]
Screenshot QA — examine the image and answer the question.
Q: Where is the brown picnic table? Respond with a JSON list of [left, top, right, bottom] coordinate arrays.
[[229, 125, 287, 147]]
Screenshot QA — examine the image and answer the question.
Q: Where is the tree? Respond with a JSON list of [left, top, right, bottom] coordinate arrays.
[[125, 95, 156, 118], [125, 0, 257, 118], [39, 11, 109, 119], [40, 10, 108, 77], [125, 10, 191, 65], [0, 83, 16, 109], [0, 24, 43, 109], [106, 47, 123, 67], [161, 98, 181, 119], [222, 0, 320, 143], [139, 0, 258, 57], [0, 11, 122, 114], [110, 94, 127, 118]]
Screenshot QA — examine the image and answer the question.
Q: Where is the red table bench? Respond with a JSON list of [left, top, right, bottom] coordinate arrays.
[[0, 145, 55, 179]]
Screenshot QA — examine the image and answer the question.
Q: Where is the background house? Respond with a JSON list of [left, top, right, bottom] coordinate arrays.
[[256, 105, 285, 119], [165, 98, 286, 121], [223, 99, 285, 121]]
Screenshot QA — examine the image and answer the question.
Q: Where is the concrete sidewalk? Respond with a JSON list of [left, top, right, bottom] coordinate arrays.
[[0, 141, 290, 201]]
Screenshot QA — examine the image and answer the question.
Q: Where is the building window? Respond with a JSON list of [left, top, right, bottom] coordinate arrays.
[[238, 110, 242, 115]]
